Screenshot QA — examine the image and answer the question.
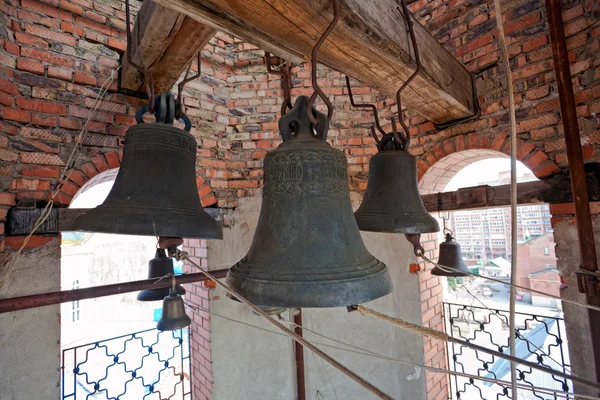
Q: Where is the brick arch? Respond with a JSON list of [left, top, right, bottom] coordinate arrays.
[[416, 134, 559, 194], [55, 151, 217, 208]]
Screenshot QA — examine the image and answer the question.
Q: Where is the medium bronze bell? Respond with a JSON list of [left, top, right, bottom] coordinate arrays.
[[354, 148, 439, 234], [431, 233, 470, 277], [156, 289, 192, 331], [226, 97, 392, 308], [72, 122, 222, 239], [137, 249, 186, 301]]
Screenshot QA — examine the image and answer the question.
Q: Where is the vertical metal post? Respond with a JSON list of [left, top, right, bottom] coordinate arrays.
[[294, 309, 306, 400], [545, 0, 600, 385]]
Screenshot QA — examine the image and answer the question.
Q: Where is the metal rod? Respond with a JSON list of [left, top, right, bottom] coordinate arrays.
[[177, 53, 201, 119], [345, 75, 387, 142], [391, 0, 419, 150], [265, 52, 293, 116], [0, 269, 230, 314], [294, 309, 306, 400], [306, 0, 339, 124], [546, 0, 600, 385]]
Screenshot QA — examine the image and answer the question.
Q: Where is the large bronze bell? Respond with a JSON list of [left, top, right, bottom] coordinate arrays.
[[431, 233, 470, 277], [156, 289, 192, 331], [72, 122, 222, 239], [226, 97, 393, 308], [137, 249, 186, 301], [354, 146, 439, 234]]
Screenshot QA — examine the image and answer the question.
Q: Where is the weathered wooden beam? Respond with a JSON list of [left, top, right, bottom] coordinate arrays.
[[422, 172, 600, 212], [153, 0, 475, 124], [5, 208, 225, 235], [121, 0, 216, 93]]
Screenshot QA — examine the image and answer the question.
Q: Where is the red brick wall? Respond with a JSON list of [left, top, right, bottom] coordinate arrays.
[[407, 0, 599, 181], [1, 0, 599, 399]]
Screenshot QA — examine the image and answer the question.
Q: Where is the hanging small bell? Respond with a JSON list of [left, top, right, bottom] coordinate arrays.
[[226, 96, 393, 309], [156, 288, 192, 331], [354, 144, 439, 234], [137, 249, 186, 301], [72, 94, 222, 239], [431, 233, 470, 277]]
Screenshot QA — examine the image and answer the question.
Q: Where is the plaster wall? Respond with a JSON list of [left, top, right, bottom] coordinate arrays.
[[0, 238, 61, 400], [208, 197, 427, 399], [553, 212, 600, 397]]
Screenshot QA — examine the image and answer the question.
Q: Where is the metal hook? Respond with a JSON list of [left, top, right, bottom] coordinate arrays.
[[441, 216, 453, 238], [177, 53, 202, 120], [171, 274, 177, 292], [391, 0, 422, 151], [125, 0, 155, 113], [266, 52, 293, 116], [345, 75, 387, 142], [306, 0, 339, 125]]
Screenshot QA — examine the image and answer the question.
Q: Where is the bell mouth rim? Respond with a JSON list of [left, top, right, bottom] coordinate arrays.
[[136, 285, 186, 301], [225, 266, 393, 308], [72, 209, 223, 239], [430, 267, 470, 277], [355, 209, 440, 233], [228, 256, 387, 279]]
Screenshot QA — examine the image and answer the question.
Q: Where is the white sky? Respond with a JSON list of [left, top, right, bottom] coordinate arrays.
[[444, 158, 535, 192], [70, 181, 113, 209]]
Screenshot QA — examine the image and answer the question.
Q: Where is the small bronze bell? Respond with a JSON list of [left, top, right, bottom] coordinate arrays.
[[354, 144, 439, 234], [226, 97, 393, 309], [137, 249, 186, 301], [431, 233, 470, 277], [156, 289, 192, 331], [72, 121, 222, 239]]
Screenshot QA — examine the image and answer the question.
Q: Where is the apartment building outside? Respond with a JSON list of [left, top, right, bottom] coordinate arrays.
[[447, 171, 553, 263]]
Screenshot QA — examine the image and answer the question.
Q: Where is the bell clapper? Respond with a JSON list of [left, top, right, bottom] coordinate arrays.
[[404, 234, 425, 257]]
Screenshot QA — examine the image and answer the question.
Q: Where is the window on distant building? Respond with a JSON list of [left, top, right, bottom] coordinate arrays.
[[546, 263, 552, 269], [544, 247, 550, 255]]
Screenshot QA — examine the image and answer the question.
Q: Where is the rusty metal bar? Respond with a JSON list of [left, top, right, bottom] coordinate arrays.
[[265, 52, 293, 116], [390, 0, 420, 151], [0, 269, 230, 314], [294, 309, 306, 400], [177, 52, 202, 119], [306, 0, 339, 124], [545, 0, 600, 385]]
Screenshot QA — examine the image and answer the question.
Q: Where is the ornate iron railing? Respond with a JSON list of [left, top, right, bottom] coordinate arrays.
[[444, 302, 571, 399], [61, 328, 191, 399]]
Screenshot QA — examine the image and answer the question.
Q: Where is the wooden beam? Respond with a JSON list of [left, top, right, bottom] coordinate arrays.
[[121, 0, 216, 93], [422, 172, 600, 212], [153, 0, 475, 124]]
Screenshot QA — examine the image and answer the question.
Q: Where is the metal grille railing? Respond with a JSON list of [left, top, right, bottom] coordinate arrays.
[[61, 328, 191, 400], [444, 302, 571, 399]]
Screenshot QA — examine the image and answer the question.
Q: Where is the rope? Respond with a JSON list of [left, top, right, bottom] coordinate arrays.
[[0, 68, 119, 289], [356, 304, 600, 392], [356, 305, 448, 342], [418, 253, 600, 313], [175, 250, 393, 400], [185, 302, 596, 399], [492, 0, 520, 393]]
